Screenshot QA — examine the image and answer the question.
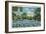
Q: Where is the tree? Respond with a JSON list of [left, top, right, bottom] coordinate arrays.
[[34, 7, 41, 21], [22, 12, 27, 19], [12, 12, 16, 20], [12, 6, 18, 11], [20, 7, 23, 12]]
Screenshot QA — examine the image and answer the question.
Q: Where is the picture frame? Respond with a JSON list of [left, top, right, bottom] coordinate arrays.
[[5, 1, 45, 33]]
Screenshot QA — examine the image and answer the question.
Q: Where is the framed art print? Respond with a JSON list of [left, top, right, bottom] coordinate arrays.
[[5, 1, 45, 33]]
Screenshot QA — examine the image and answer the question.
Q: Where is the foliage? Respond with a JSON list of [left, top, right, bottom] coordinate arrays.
[[12, 6, 18, 11], [12, 7, 41, 21], [21, 12, 27, 19], [34, 7, 41, 21], [20, 7, 23, 12]]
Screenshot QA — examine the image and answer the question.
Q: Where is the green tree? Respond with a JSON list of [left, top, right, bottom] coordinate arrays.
[[12, 12, 16, 20], [20, 7, 23, 12], [22, 12, 27, 19], [34, 7, 41, 21], [12, 6, 18, 11]]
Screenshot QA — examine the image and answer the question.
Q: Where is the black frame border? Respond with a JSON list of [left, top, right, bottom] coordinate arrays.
[[5, 1, 45, 33]]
